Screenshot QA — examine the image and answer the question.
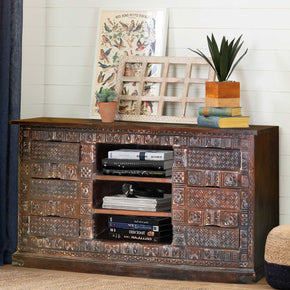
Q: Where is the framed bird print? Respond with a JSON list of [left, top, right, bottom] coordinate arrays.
[[90, 9, 168, 118]]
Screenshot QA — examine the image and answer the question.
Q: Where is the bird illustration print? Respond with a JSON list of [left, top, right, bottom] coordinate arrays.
[[100, 48, 111, 63], [104, 23, 112, 33], [119, 21, 129, 32], [97, 71, 105, 83], [133, 22, 143, 33], [98, 62, 112, 71], [128, 20, 135, 34], [136, 39, 148, 51], [102, 35, 111, 45], [113, 38, 126, 49], [102, 73, 114, 85]]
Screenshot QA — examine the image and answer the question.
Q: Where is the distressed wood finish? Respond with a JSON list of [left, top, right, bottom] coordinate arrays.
[[11, 118, 279, 283]]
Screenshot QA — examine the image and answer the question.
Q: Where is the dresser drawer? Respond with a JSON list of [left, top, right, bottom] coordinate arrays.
[[28, 216, 79, 239], [187, 148, 241, 171], [186, 227, 240, 250], [187, 169, 249, 188], [185, 209, 239, 228], [186, 187, 241, 210], [31, 141, 80, 163], [27, 200, 80, 218], [29, 179, 79, 200]]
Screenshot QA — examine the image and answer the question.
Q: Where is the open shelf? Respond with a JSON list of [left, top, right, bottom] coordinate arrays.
[[93, 174, 172, 184], [93, 208, 171, 217]]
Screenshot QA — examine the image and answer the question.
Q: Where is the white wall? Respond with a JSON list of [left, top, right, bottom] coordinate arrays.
[[22, 0, 46, 117], [22, 0, 290, 224]]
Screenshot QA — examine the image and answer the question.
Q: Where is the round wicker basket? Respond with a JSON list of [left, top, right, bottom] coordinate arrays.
[[264, 224, 290, 290]]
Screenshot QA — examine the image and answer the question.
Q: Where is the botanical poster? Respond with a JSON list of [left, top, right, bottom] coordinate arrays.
[[90, 9, 167, 118]]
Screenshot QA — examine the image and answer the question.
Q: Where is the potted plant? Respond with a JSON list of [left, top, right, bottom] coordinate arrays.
[[189, 34, 248, 107], [95, 88, 118, 122]]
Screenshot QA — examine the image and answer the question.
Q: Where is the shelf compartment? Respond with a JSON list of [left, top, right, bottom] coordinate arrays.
[[93, 208, 171, 217]]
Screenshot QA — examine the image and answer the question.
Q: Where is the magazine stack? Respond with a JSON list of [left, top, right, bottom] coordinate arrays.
[[102, 193, 172, 212], [108, 215, 172, 243], [102, 149, 174, 177]]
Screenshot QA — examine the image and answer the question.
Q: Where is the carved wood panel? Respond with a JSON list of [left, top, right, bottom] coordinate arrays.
[[186, 187, 241, 210], [31, 141, 80, 163], [29, 179, 79, 200], [187, 169, 249, 188], [186, 227, 240, 249], [28, 216, 79, 239], [187, 148, 241, 171]]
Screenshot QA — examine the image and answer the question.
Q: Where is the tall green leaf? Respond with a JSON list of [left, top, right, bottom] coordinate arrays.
[[189, 34, 247, 82]]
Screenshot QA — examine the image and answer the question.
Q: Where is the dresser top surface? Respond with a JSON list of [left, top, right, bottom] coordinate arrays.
[[11, 117, 278, 135]]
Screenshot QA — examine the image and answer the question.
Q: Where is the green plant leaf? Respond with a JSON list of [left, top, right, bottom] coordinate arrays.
[[227, 48, 248, 80], [188, 48, 217, 74], [95, 88, 117, 102], [188, 34, 247, 82], [207, 34, 220, 77], [228, 36, 243, 70]]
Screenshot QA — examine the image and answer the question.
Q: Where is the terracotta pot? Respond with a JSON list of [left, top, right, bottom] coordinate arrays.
[[205, 81, 240, 107], [98, 101, 118, 122]]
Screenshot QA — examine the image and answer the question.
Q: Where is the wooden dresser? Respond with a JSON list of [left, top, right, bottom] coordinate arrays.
[[11, 118, 279, 283]]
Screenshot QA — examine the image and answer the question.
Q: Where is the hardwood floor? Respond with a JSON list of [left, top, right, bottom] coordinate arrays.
[[0, 265, 272, 289]]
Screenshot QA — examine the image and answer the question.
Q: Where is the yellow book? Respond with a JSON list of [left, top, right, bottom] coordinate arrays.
[[197, 116, 249, 128]]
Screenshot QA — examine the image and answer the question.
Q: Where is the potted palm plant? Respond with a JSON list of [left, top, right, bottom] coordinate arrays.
[[189, 34, 248, 107], [95, 88, 118, 122]]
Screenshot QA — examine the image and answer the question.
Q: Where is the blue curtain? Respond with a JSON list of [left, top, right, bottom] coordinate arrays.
[[0, 0, 22, 265]]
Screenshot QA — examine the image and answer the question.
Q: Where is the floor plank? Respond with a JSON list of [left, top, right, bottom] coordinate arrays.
[[0, 265, 272, 289]]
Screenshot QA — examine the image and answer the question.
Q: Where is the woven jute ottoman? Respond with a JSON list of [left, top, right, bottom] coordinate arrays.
[[264, 224, 290, 290]]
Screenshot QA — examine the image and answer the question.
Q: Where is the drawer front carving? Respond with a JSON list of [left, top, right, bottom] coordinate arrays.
[[28, 200, 80, 218], [186, 248, 239, 266], [186, 187, 241, 210], [174, 148, 187, 167], [172, 187, 185, 206], [186, 209, 239, 227], [187, 149, 240, 171], [187, 170, 248, 188], [31, 141, 80, 163], [32, 129, 80, 143], [186, 227, 240, 249], [29, 179, 79, 200], [188, 136, 240, 149], [28, 216, 79, 238], [28, 162, 79, 180]]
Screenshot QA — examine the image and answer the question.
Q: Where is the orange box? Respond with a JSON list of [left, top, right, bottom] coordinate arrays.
[[205, 82, 240, 107]]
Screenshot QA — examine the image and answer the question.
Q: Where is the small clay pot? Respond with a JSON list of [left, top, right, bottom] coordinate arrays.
[[98, 101, 118, 122]]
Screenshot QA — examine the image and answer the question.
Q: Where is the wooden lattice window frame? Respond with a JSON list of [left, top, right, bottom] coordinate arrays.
[[115, 56, 215, 124]]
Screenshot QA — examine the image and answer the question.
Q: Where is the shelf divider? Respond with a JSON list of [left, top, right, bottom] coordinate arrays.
[[93, 174, 172, 184], [93, 208, 171, 217]]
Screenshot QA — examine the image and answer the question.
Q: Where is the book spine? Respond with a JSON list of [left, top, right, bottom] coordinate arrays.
[[109, 227, 172, 237], [109, 215, 171, 226], [199, 107, 237, 117], [197, 116, 221, 128], [102, 168, 169, 177], [102, 158, 170, 170], [108, 151, 168, 161], [108, 221, 167, 232], [109, 232, 171, 243]]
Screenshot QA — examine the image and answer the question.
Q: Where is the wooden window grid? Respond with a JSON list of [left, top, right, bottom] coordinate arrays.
[[115, 56, 215, 124]]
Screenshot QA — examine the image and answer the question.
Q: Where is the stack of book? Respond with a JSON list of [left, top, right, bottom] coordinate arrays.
[[102, 149, 174, 177], [197, 107, 249, 128], [108, 215, 172, 243], [102, 193, 172, 212]]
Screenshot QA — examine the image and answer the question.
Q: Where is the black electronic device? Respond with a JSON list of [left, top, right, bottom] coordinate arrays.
[[121, 183, 164, 198]]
